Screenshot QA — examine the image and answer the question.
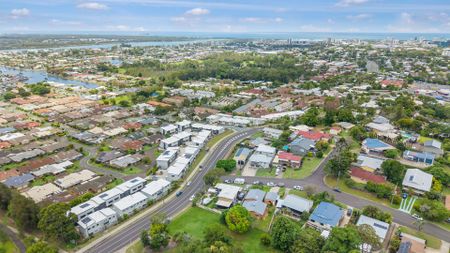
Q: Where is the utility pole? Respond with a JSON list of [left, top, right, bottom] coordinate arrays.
[[390, 183, 398, 205]]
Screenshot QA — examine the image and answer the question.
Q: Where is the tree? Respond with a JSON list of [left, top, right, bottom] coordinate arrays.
[[381, 159, 405, 185], [3, 92, 16, 100], [119, 100, 130, 107], [148, 220, 170, 250], [384, 149, 398, 159], [0, 183, 12, 210], [290, 228, 325, 253], [349, 125, 367, 141], [225, 205, 251, 234], [8, 193, 39, 231], [301, 107, 320, 126], [362, 206, 392, 223], [336, 108, 355, 123], [26, 241, 58, 253], [325, 149, 354, 177], [427, 166, 450, 187], [270, 216, 300, 252], [140, 230, 150, 247], [204, 168, 226, 186], [322, 226, 362, 253], [203, 225, 232, 246], [358, 224, 382, 252], [38, 203, 80, 243], [415, 199, 450, 222], [260, 233, 271, 246], [216, 159, 237, 172]]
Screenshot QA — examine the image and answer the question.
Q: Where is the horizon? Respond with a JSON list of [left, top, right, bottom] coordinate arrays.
[[1, 0, 450, 34]]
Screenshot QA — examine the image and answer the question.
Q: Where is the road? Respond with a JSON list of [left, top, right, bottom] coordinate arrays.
[[0, 224, 26, 253], [222, 145, 450, 243], [81, 128, 259, 253]]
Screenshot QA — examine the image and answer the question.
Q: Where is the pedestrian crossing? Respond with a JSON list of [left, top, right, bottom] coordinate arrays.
[[399, 196, 417, 213]]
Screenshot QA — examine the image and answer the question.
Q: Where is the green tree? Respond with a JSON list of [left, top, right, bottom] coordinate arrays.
[[141, 230, 150, 247], [203, 225, 232, 246], [381, 159, 405, 185], [358, 224, 382, 252], [336, 108, 355, 123], [362, 206, 392, 223], [290, 228, 325, 253], [415, 199, 450, 222], [8, 193, 39, 231], [148, 221, 170, 250], [301, 107, 320, 126], [270, 216, 300, 252], [3, 92, 16, 100], [26, 241, 58, 253], [322, 226, 362, 253], [204, 168, 226, 186], [325, 149, 354, 177], [349, 125, 367, 141], [216, 159, 237, 172], [225, 205, 251, 234], [0, 183, 12, 210], [38, 203, 80, 243]]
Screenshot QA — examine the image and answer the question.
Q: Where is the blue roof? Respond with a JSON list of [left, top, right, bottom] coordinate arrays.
[[309, 202, 343, 227], [404, 150, 435, 160], [363, 138, 390, 149], [0, 127, 16, 134], [235, 147, 252, 157], [4, 174, 34, 188]]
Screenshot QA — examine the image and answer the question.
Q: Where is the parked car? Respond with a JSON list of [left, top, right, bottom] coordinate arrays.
[[176, 191, 183, 197], [234, 178, 245, 185], [253, 180, 260, 185], [186, 181, 192, 187], [347, 207, 353, 216], [412, 214, 423, 221], [277, 182, 285, 187], [275, 168, 280, 176], [189, 195, 195, 201], [237, 192, 245, 200], [267, 182, 275, 187], [224, 179, 232, 184], [293, 185, 303, 191], [333, 187, 342, 193]]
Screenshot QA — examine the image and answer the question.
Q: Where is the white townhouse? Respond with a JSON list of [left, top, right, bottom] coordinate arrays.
[[141, 179, 171, 201], [78, 208, 118, 237], [111, 191, 148, 217]]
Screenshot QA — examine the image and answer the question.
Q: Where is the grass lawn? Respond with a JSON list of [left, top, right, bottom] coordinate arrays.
[[256, 168, 277, 177], [418, 136, 433, 144], [0, 230, 18, 253], [288, 189, 308, 198], [168, 207, 277, 253], [398, 226, 442, 249], [251, 131, 264, 139], [283, 149, 330, 180], [253, 206, 275, 232], [30, 174, 56, 187], [126, 240, 144, 253], [106, 178, 124, 190], [324, 175, 399, 209], [206, 129, 233, 149]]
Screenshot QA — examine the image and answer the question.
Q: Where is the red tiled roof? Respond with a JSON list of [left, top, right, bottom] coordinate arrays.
[[0, 142, 11, 149], [380, 79, 404, 87], [296, 130, 330, 141], [0, 169, 19, 182], [122, 140, 144, 151], [351, 167, 386, 184], [445, 195, 450, 211], [278, 151, 302, 162], [123, 122, 142, 130]]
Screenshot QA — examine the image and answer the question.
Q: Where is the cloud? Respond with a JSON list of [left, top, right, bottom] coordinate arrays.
[[107, 25, 147, 31], [77, 2, 109, 10], [347, 13, 372, 21], [240, 17, 284, 24], [185, 8, 209, 15], [274, 17, 283, 23], [336, 0, 369, 7], [327, 18, 335, 24], [240, 17, 264, 23], [50, 19, 82, 26], [400, 12, 414, 25], [10, 8, 30, 19], [299, 24, 331, 32]]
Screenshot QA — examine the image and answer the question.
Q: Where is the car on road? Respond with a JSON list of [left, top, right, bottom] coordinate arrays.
[[277, 182, 285, 187], [293, 185, 303, 191], [186, 181, 192, 187], [189, 195, 195, 201], [176, 191, 183, 197], [234, 178, 245, 185], [275, 168, 280, 176], [253, 180, 260, 185], [224, 179, 232, 184], [333, 187, 342, 193], [347, 207, 353, 216], [412, 214, 423, 221], [267, 182, 275, 187]]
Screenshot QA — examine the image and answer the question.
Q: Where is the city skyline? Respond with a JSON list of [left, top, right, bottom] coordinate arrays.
[[1, 0, 450, 34]]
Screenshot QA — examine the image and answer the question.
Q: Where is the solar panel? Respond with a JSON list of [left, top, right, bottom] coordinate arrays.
[[81, 217, 92, 224], [374, 223, 388, 230], [80, 203, 90, 208], [99, 193, 108, 198]]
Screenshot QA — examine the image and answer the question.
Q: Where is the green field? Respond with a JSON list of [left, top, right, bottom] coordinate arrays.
[[256, 168, 277, 177], [167, 207, 277, 253], [283, 149, 330, 180]]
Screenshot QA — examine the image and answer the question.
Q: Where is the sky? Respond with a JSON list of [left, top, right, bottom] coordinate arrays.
[[1, 0, 450, 34]]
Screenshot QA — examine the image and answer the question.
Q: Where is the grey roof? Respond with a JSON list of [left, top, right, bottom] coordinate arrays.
[[4, 174, 34, 188], [373, 115, 390, 124], [245, 189, 266, 201], [264, 191, 278, 202], [242, 200, 267, 216], [356, 215, 389, 241], [280, 194, 313, 213], [424, 140, 442, 149], [290, 137, 316, 150]]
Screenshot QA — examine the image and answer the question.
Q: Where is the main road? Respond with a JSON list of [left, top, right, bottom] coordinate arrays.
[[80, 128, 259, 253]]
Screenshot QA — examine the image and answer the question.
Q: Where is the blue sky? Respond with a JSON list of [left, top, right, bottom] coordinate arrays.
[[1, 0, 449, 34]]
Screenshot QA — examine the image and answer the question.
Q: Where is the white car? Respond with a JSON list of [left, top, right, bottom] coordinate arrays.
[[412, 214, 423, 221], [189, 195, 195, 201], [293, 185, 303, 191], [267, 182, 275, 187], [186, 181, 192, 187]]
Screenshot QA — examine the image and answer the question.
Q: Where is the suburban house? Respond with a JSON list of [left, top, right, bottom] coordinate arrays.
[[78, 208, 118, 238], [398, 233, 426, 253], [403, 150, 434, 165], [350, 167, 386, 185], [215, 183, 241, 209], [308, 202, 344, 231], [289, 137, 316, 156], [356, 215, 390, 248], [70, 200, 100, 221], [276, 151, 302, 168], [141, 179, 171, 201], [295, 130, 330, 142], [402, 169, 433, 195], [156, 147, 179, 169], [116, 177, 146, 197], [361, 138, 395, 155], [111, 191, 148, 217], [233, 147, 252, 167], [355, 154, 385, 172], [277, 194, 313, 216], [263, 127, 283, 139], [242, 200, 267, 218], [422, 140, 444, 157], [91, 187, 124, 209]]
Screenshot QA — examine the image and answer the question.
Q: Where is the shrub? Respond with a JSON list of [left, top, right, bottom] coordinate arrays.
[[260, 233, 271, 246]]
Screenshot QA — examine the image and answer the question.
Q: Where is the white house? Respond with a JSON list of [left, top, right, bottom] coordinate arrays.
[[116, 177, 146, 197], [111, 192, 148, 217], [91, 187, 124, 209], [78, 208, 118, 237], [160, 124, 178, 135], [70, 200, 99, 221], [141, 179, 171, 201], [156, 147, 179, 169], [255, 144, 277, 157], [166, 159, 189, 181], [402, 169, 433, 194]]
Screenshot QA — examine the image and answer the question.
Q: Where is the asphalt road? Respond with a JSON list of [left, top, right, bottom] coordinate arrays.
[[81, 128, 258, 253], [222, 146, 450, 243], [0, 224, 26, 253]]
